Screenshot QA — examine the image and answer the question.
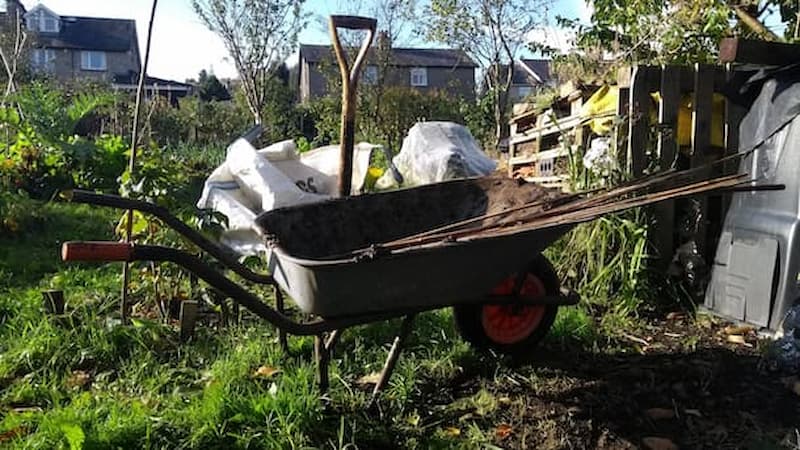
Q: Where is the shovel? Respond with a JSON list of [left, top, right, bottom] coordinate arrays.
[[328, 15, 377, 197]]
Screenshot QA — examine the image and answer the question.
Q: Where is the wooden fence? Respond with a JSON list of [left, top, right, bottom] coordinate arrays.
[[508, 64, 748, 265], [627, 64, 746, 266]]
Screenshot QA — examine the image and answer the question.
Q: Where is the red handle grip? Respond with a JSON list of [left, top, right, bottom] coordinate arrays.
[[62, 241, 133, 262]]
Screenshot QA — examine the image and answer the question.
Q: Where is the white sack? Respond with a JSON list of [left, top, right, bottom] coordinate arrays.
[[226, 138, 330, 212], [197, 138, 380, 255]]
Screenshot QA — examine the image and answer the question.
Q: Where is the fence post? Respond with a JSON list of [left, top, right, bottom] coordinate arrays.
[[691, 64, 716, 261], [652, 66, 683, 266], [628, 66, 660, 177]]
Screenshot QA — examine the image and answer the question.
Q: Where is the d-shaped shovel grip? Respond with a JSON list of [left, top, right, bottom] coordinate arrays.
[[329, 15, 377, 198], [329, 15, 377, 86]]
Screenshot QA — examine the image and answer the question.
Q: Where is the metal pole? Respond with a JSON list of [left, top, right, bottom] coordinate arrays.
[[121, 0, 159, 324]]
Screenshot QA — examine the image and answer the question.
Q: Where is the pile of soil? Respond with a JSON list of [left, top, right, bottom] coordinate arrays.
[[473, 176, 565, 228]]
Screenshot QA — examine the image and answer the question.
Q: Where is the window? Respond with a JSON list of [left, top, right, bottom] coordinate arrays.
[[410, 67, 427, 87], [516, 86, 532, 99], [26, 10, 60, 33], [42, 17, 58, 32], [31, 48, 56, 72], [81, 51, 107, 71], [363, 65, 378, 85]]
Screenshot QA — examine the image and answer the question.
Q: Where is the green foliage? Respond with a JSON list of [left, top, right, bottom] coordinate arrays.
[[563, 0, 732, 69], [0, 81, 125, 197], [0, 193, 116, 288], [306, 86, 486, 151], [197, 69, 231, 102]]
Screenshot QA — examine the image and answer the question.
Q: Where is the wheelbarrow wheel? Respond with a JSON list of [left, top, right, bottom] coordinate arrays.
[[453, 254, 559, 357]]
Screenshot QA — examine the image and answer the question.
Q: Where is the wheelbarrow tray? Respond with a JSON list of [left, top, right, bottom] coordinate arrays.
[[256, 177, 573, 318]]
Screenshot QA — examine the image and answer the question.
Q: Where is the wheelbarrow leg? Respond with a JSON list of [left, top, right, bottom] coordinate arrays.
[[274, 287, 289, 353], [315, 335, 330, 394], [315, 329, 343, 395], [368, 314, 416, 407], [325, 329, 342, 354]]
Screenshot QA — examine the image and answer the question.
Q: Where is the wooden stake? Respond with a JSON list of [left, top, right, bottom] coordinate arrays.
[[179, 300, 199, 342], [121, 0, 159, 324]]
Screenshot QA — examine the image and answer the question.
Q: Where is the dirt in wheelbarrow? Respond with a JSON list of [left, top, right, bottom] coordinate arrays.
[[401, 313, 800, 450], [259, 175, 566, 258]]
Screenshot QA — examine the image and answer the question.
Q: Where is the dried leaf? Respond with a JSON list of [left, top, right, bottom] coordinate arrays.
[[495, 423, 513, 439], [357, 371, 382, 386], [666, 312, 686, 321], [11, 406, 42, 414], [66, 370, 91, 389], [684, 409, 702, 417], [726, 334, 747, 345], [793, 380, 800, 397], [443, 426, 461, 436], [724, 325, 754, 335], [645, 408, 675, 420], [0, 427, 27, 443], [642, 436, 679, 450], [253, 366, 281, 379]]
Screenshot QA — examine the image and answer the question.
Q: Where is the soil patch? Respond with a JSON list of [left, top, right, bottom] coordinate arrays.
[[419, 315, 800, 449]]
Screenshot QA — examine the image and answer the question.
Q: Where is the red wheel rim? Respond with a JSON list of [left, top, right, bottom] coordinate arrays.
[[481, 273, 547, 345]]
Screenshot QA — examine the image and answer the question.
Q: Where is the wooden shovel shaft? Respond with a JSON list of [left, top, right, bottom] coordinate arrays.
[[329, 15, 377, 197]]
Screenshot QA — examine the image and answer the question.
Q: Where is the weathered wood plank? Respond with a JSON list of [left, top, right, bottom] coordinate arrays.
[[179, 300, 199, 343], [652, 66, 682, 265], [719, 37, 800, 65], [628, 66, 661, 177], [691, 64, 715, 259]]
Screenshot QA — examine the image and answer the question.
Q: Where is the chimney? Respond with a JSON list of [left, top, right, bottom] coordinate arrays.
[[377, 31, 391, 52]]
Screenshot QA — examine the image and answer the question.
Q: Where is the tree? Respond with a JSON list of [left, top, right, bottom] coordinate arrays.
[[424, 0, 549, 150], [197, 69, 231, 102], [0, 0, 29, 98], [568, 0, 732, 66], [192, 0, 307, 124]]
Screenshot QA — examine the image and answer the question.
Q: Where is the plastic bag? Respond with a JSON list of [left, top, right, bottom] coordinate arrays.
[[770, 305, 800, 374], [386, 122, 496, 187]]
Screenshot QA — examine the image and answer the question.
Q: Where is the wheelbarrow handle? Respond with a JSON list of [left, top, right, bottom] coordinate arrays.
[[328, 15, 377, 197], [62, 241, 133, 262], [61, 190, 274, 285]]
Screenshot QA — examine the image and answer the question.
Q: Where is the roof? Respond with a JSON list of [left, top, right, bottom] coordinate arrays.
[[299, 44, 478, 68], [513, 59, 551, 85], [35, 15, 138, 52], [113, 73, 193, 91]]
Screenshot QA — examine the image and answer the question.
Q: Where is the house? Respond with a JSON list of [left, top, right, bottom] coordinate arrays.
[[24, 3, 141, 83], [297, 43, 478, 103], [508, 59, 552, 102], [5, 2, 192, 102]]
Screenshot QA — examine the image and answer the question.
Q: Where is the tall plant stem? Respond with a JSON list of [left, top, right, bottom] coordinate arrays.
[[121, 0, 159, 324]]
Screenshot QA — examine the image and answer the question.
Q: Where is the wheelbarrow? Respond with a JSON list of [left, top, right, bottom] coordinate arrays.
[[60, 175, 579, 398]]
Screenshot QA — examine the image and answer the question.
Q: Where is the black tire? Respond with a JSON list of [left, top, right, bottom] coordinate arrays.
[[453, 254, 560, 357]]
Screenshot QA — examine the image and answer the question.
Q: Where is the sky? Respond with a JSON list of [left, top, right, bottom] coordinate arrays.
[[21, 0, 592, 82]]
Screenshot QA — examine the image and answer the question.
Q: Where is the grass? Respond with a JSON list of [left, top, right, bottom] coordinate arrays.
[[0, 195, 627, 449]]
